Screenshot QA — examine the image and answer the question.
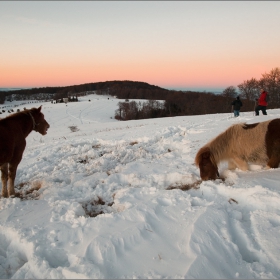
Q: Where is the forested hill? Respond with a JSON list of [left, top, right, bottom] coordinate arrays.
[[1, 80, 218, 102], [0, 80, 256, 117], [0, 80, 169, 98]]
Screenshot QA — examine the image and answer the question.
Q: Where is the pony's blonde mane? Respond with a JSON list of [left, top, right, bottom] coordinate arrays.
[[195, 123, 243, 167], [207, 123, 243, 162]]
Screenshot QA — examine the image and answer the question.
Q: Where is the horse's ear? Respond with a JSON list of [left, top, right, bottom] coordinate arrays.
[[37, 106, 42, 112]]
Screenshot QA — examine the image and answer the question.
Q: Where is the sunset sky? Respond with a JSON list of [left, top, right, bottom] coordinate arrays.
[[1, 1, 280, 91]]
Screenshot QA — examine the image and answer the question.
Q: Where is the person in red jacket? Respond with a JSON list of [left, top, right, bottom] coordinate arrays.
[[255, 89, 268, 115]]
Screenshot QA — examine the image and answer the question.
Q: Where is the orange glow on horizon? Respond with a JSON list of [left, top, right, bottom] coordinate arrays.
[[1, 1, 280, 91], [0, 56, 275, 89]]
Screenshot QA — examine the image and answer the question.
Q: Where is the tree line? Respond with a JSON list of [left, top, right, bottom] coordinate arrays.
[[115, 67, 280, 120], [1, 67, 279, 120], [115, 92, 256, 121], [222, 67, 280, 108]]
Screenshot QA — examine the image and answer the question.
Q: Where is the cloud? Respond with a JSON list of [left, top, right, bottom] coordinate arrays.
[[6, 15, 53, 27]]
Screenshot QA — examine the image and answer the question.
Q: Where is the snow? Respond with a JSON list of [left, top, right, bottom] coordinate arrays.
[[0, 94, 280, 279]]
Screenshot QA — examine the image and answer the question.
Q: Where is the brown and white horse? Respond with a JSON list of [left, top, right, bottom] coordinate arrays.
[[195, 119, 280, 180], [0, 106, 50, 197]]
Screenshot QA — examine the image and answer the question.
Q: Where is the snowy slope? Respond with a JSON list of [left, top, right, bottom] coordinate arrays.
[[0, 94, 280, 279]]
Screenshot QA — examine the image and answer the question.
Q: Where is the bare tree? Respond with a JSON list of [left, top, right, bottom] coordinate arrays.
[[259, 67, 280, 107], [221, 86, 238, 98], [238, 78, 259, 101]]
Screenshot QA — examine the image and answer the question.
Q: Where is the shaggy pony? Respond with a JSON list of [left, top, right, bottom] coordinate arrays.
[[195, 119, 280, 180]]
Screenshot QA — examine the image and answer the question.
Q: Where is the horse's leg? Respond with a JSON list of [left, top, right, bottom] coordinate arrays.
[[232, 158, 248, 171], [267, 156, 280, 169], [266, 141, 280, 169], [8, 144, 25, 197], [1, 163, 8, 198], [7, 162, 19, 197]]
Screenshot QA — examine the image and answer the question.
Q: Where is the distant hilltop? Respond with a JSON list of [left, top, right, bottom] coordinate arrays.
[[0, 80, 172, 104], [0, 81, 167, 95], [0, 80, 221, 95]]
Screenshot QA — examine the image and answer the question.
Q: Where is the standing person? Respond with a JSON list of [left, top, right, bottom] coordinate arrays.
[[231, 96, 243, 117], [255, 89, 268, 115]]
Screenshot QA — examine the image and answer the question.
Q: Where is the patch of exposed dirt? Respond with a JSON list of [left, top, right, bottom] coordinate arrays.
[[166, 180, 202, 191], [15, 180, 43, 200], [81, 196, 114, 217]]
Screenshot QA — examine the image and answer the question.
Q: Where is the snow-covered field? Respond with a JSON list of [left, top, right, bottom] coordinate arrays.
[[0, 94, 280, 279]]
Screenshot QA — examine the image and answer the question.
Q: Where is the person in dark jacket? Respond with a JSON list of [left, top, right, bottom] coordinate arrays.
[[231, 96, 243, 117], [255, 89, 268, 115]]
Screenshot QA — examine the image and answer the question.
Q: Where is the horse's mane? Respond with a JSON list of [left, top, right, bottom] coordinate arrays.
[[2, 108, 37, 120]]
